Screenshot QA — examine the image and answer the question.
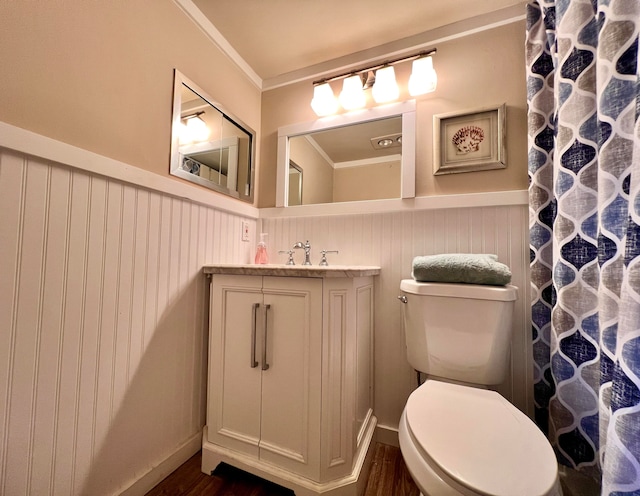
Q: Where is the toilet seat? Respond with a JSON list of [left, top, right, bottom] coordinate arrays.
[[405, 380, 559, 496]]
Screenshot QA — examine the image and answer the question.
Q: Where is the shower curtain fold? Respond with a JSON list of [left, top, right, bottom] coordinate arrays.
[[527, 0, 640, 493]]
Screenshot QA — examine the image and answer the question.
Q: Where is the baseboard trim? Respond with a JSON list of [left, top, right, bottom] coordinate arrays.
[[375, 424, 399, 448], [118, 432, 202, 496], [202, 415, 377, 496]]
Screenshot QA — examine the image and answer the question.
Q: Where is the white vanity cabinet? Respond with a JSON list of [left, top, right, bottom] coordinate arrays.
[[201, 265, 380, 496], [206, 274, 323, 478]]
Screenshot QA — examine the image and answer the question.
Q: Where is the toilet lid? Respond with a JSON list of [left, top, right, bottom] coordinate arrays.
[[405, 381, 558, 496]]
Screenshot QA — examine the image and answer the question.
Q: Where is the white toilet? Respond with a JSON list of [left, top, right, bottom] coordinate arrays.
[[398, 279, 562, 496]]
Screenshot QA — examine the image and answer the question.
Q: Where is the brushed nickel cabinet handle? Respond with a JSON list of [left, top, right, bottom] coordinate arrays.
[[251, 303, 259, 368], [262, 304, 271, 371]]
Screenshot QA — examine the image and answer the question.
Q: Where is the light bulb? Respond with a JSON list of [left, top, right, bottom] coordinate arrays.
[[178, 122, 192, 144], [339, 75, 366, 110], [409, 56, 437, 96], [372, 66, 399, 103], [311, 83, 339, 116], [185, 116, 210, 142]]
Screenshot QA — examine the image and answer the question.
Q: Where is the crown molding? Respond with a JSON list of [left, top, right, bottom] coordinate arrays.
[[262, 3, 527, 90], [174, 0, 526, 92], [173, 0, 263, 90]]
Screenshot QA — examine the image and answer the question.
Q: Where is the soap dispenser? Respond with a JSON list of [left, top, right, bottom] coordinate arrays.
[[254, 233, 269, 264]]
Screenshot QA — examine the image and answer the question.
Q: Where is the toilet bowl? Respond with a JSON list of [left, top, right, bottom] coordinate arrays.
[[399, 380, 562, 496], [397, 278, 561, 496]]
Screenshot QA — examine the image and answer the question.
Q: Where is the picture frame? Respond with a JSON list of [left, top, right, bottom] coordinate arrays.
[[433, 103, 506, 175]]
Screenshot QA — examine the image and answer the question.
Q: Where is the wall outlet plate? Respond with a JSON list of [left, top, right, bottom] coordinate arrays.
[[241, 221, 250, 242]]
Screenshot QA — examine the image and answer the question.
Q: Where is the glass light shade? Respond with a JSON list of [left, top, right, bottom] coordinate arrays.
[[185, 116, 210, 142], [339, 75, 366, 110], [311, 83, 339, 116], [372, 66, 399, 103], [409, 56, 437, 96], [178, 122, 192, 145]]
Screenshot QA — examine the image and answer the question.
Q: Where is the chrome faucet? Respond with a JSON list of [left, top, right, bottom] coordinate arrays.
[[293, 240, 312, 265]]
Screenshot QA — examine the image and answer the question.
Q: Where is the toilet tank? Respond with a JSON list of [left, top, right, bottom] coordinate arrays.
[[399, 280, 518, 385]]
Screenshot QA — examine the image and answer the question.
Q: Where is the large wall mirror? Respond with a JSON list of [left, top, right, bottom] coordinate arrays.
[[276, 101, 416, 207], [170, 70, 255, 203]]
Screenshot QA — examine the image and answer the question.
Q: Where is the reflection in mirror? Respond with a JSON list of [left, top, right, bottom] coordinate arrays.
[[288, 162, 303, 206], [289, 117, 402, 204], [277, 101, 415, 207], [170, 70, 255, 203]]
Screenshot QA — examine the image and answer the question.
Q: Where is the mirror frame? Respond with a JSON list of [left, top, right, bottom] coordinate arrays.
[[170, 69, 256, 203], [276, 100, 416, 207]]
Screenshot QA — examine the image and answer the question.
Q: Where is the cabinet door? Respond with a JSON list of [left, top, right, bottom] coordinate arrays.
[[207, 275, 263, 458], [259, 276, 322, 480]]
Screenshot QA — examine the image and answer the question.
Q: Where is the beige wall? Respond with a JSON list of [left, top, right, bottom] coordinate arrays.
[[0, 0, 261, 198], [333, 160, 401, 202], [289, 136, 334, 204], [259, 21, 527, 207]]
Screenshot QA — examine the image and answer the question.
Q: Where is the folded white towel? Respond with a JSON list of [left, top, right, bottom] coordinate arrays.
[[412, 253, 511, 286]]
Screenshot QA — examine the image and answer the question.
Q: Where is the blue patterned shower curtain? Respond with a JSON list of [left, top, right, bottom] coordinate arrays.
[[527, 0, 640, 493]]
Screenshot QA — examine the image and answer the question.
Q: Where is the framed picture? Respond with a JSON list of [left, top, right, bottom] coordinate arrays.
[[433, 104, 506, 175]]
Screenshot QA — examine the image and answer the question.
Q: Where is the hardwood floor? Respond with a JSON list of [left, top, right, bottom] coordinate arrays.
[[363, 443, 420, 496], [145, 443, 420, 496]]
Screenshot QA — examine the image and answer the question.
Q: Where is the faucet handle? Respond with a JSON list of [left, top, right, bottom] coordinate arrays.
[[278, 250, 295, 265], [319, 250, 339, 266]]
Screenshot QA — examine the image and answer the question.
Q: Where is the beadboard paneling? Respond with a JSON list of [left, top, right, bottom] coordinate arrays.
[[260, 203, 532, 430], [0, 148, 256, 496], [0, 136, 531, 494]]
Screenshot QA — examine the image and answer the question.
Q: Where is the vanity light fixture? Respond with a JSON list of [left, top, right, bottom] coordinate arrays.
[[311, 48, 437, 116], [311, 83, 339, 116], [362, 71, 376, 90], [179, 111, 210, 144], [339, 74, 366, 110], [409, 55, 438, 96], [372, 65, 399, 103]]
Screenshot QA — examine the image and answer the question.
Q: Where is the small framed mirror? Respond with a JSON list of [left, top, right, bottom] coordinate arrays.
[[170, 70, 255, 203], [276, 101, 416, 207]]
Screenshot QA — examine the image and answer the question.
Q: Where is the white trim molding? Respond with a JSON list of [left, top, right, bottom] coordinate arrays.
[[260, 190, 528, 219], [0, 121, 259, 219], [172, 0, 263, 89]]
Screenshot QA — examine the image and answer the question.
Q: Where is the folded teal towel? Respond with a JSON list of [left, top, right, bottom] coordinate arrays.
[[411, 254, 511, 286]]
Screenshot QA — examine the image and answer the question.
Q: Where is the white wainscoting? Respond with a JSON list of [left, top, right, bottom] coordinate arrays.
[[0, 146, 256, 496], [0, 122, 531, 494], [260, 201, 532, 440]]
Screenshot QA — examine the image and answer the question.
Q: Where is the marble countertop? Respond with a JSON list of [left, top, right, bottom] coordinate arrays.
[[203, 264, 381, 278]]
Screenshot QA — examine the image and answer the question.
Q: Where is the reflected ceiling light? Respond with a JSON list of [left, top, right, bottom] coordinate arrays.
[[339, 74, 366, 110], [372, 66, 399, 103], [409, 55, 438, 96], [180, 111, 209, 144], [311, 48, 437, 116], [311, 82, 339, 116]]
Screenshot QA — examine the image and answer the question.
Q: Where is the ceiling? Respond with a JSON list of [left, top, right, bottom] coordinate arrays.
[[190, 0, 526, 86]]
